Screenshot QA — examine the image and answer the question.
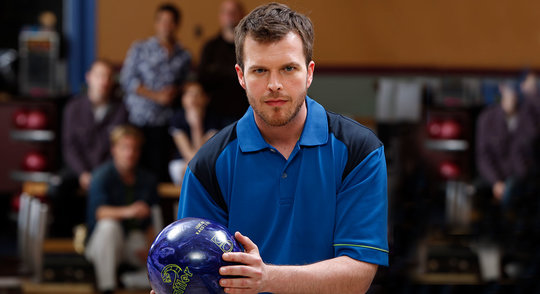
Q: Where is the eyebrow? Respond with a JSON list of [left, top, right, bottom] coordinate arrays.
[[247, 62, 302, 71]]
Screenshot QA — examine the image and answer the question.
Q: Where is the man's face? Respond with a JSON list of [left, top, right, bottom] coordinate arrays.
[[219, 0, 242, 30], [112, 136, 141, 172], [155, 11, 178, 41], [521, 73, 538, 97], [235, 32, 315, 127], [500, 85, 518, 115], [182, 83, 209, 110], [86, 62, 113, 105]]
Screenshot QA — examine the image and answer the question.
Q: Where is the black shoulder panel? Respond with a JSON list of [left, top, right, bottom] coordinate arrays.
[[187, 122, 238, 212], [326, 111, 383, 181]]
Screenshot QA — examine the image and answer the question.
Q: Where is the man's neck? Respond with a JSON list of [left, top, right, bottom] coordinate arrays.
[[87, 94, 108, 108], [255, 102, 307, 160], [115, 165, 136, 185], [157, 36, 176, 51]]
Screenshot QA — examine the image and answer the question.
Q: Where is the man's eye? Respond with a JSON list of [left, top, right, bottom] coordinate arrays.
[[254, 68, 266, 73], [284, 66, 294, 71]]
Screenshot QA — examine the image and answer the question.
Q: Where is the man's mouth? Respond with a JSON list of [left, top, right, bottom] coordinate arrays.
[[264, 99, 287, 107]]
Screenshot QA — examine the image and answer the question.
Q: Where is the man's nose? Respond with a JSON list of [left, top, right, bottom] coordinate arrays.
[[267, 72, 282, 92]]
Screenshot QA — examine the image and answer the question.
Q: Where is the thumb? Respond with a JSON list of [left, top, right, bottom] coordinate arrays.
[[235, 231, 258, 254]]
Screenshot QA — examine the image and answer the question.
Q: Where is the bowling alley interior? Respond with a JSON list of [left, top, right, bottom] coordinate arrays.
[[1, 0, 539, 293]]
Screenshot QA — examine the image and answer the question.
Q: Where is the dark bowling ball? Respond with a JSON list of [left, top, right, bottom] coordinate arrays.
[[147, 217, 243, 294]]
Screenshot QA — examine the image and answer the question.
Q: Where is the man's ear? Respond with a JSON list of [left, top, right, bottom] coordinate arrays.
[[306, 61, 315, 88], [235, 64, 246, 90]]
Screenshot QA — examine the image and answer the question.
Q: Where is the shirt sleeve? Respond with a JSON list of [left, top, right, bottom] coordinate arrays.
[[177, 167, 228, 225], [475, 111, 501, 185], [334, 146, 389, 266], [62, 100, 90, 175], [120, 42, 142, 93]]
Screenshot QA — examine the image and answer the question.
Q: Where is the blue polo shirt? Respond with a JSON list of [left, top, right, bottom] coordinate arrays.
[[178, 97, 388, 266]]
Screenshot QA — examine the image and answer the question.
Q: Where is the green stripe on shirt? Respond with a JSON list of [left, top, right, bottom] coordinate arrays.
[[334, 244, 389, 253]]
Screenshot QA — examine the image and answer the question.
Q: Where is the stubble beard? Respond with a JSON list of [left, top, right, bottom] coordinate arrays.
[[248, 91, 306, 127]]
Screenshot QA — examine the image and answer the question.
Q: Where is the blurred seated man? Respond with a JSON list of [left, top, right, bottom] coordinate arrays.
[[198, 0, 248, 124], [49, 59, 128, 237], [120, 3, 191, 181], [85, 125, 159, 294], [476, 81, 538, 252], [476, 81, 536, 205], [168, 82, 220, 185]]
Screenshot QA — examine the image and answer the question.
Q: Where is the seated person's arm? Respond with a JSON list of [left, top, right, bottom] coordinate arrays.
[[475, 114, 504, 199], [96, 200, 150, 221], [62, 103, 92, 187], [135, 84, 177, 106], [172, 130, 198, 163]]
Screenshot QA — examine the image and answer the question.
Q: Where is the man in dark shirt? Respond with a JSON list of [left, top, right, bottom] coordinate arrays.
[[198, 0, 249, 124], [86, 125, 159, 294], [49, 59, 128, 237], [476, 81, 536, 203]]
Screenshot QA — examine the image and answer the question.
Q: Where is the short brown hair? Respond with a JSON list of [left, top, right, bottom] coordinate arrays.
[[110, 125, 144, 146], [234, 2, 314, 69], [156, 3, 181, 25], [88, 58, 113, 72]]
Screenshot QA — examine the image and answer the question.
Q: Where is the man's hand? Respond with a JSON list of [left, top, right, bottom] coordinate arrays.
[[126, 200, 151, 219], [219, 232, 269, 294], [185, 107, 204, 128], [78, 172, 92, 190]]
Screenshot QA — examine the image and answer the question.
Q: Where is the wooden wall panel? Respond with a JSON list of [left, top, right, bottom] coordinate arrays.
[[97, 0, 540, 70]]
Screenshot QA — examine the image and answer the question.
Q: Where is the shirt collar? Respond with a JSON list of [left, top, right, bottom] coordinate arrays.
[[299, 97, 328, 146], [236, 96, 328, 153]]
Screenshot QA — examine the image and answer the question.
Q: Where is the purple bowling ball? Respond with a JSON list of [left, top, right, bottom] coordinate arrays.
[[147, 217, 242, 294]]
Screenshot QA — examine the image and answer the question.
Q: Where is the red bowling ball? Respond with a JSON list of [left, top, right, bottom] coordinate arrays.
[[26, 109, 48, 130], [22, 151, 48, 172], [440, 119, 461, 139], [439, 160, 460, 180], [12, 109, 29, 129], [427, 120, 442, 138]]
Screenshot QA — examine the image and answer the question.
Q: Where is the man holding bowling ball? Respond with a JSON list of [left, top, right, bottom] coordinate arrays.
[[153, 3, 388, 293]]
